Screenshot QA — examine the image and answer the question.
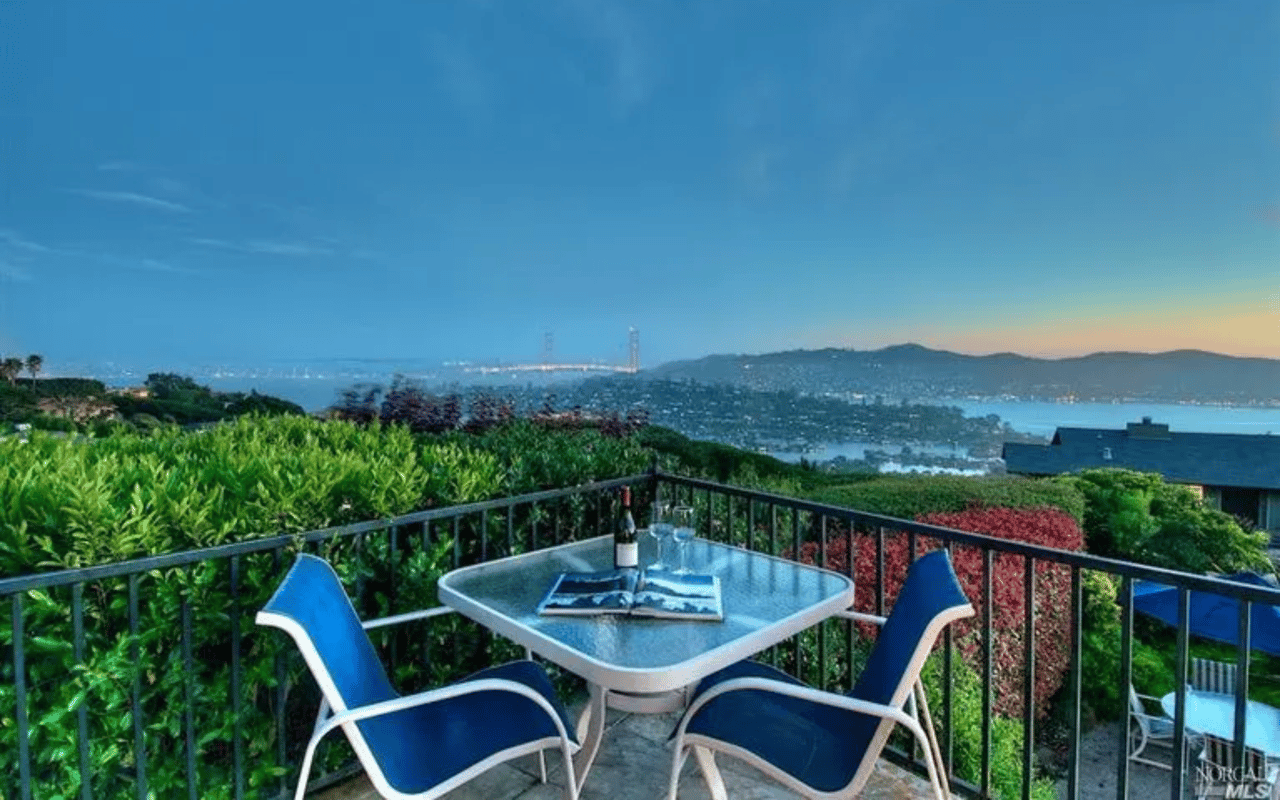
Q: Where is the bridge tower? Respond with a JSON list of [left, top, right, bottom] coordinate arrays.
[[543, 331, 554, 365], [628, 327, 640, 373]]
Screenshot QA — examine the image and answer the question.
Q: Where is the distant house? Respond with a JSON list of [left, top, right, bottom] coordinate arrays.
[[1002, 417, 1280, 542]]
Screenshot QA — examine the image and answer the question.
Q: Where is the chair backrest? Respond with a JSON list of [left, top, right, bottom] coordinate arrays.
[[256, 554, 398, 715], [1191, 658, 1238, 695], [846, 549, 974, 786], [1128, 685, 1149, 732]]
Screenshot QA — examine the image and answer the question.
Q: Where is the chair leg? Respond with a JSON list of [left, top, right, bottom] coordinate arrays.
[[693, 745, 728, 800], [667, 744, 689, 800], [913, 682, 953, 800], [573, 683, 607, 795]]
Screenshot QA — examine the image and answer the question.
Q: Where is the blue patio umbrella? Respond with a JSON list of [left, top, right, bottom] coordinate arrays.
[[1130, 573, 1280, 657]]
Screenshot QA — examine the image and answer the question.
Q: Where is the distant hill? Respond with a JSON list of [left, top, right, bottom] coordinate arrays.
[[645, 344, 1280, 404]]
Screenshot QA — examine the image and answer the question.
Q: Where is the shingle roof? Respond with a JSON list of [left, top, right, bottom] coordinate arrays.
[[1002, 421, 1280, 490]]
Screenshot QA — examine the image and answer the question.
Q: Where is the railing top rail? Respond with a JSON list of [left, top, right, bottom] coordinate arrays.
[[0, 474, 650, 596], [658, 471, 1280, 604]]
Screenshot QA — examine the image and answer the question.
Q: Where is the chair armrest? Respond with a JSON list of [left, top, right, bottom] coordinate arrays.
[[314, 677, 581, 754], [362, 605, 456, 630], [836, 610, 888, 626]]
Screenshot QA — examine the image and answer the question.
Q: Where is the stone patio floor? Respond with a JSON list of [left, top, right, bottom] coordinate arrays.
[[315, 703, 947, 800], [313, 706, 1195, 800]]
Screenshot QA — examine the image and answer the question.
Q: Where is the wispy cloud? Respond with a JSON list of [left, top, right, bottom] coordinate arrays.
[[244, 240, 335, 256], [90, 254, 199, 275], [1259, 203, 1280, 228], [67, 189, 192, 213], [734, 148, 777, 199], [97, 160, 142, 172], [0, 230, 53, 253], [0, 260, 32, 282], [555, 0, 656, 115], [427, 33, 491, 117], [189, 237, 335, 257], [135, 258, 197, 274], [189, 237, 239, 250]]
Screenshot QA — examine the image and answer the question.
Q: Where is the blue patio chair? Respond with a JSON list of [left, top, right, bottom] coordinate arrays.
[[667, 549, 974, 800], [257, 554, 580, 800]]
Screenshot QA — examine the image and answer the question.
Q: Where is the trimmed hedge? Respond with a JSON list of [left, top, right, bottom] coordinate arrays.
[[808, 474, 1086, 524]]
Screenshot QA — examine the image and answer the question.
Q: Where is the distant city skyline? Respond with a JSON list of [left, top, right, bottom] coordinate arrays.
[[2, 1, 1277, 366]]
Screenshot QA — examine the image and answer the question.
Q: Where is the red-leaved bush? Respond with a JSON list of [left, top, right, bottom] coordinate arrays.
[[797, 506, 1084, 719]]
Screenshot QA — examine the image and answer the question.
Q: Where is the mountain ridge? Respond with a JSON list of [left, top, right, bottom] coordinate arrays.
[[645, 344, 1280, 404]]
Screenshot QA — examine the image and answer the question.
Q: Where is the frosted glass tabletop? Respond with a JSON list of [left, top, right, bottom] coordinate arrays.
[[1161, 690, 1280, 758], [438, 535, 854, 693]]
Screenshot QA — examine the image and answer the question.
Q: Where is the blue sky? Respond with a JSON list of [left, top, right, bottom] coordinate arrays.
[[1, 0, 1277, 371]]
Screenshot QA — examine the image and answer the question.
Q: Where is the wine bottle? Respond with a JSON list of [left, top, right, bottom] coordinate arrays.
[[614, 487, 638, 569]]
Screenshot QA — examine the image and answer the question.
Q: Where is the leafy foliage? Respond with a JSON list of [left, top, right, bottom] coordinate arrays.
[[0, 415, 644, 799], [921, 650, 1057, 800], [0, 416, 504, 574], [798, 506, 1085, 720], [1059, 468, 1270, 573]]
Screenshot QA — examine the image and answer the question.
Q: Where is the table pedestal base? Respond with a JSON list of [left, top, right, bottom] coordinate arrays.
[[573, 683, 690, 792]]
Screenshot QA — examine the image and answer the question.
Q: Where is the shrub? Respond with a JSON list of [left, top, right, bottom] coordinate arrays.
[[921, 650, 1056, 800], [0, 416, 504, 574], [457, 418, 652, 493], [0, 415, 627, 799], [1059, 468, 1269, 574], [810, 475, 1086, 524], [799, 506, 1085, 720]]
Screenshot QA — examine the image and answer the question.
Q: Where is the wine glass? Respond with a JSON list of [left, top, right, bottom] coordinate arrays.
[[670, 505, 695, 574], [648, 501, 672, 570]]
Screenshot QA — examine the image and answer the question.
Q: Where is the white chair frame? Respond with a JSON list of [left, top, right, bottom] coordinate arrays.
[[258, 604, 580, 800], [667, 608, 965, 800], [1129, 685, 1178, 770]]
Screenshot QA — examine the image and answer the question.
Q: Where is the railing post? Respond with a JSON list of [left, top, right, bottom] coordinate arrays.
[[1117, 576, 1134, 800]]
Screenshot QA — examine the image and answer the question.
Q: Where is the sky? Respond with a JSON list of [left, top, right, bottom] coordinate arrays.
[[1, 0, 1277, 371]]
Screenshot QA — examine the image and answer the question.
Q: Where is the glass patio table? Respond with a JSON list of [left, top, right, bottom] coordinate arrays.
[[1161, 689, 1280, 759], [437, 534, 855, 791]]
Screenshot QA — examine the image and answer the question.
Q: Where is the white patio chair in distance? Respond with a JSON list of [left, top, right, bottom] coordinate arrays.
[[666, 548, 975, 800], [257, 553, 580, 800], [1129, 684, 1178, 769]]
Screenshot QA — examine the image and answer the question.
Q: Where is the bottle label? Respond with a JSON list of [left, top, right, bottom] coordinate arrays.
[[615, 541, 639, 568]]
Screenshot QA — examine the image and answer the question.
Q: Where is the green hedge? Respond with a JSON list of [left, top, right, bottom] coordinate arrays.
[[0, 416, 509, 574], [0, 415, 641, 799], [808, 474, 1086, 524]]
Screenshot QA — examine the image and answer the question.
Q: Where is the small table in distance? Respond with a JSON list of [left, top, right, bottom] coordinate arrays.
[[1160, 689, 1280, 760], [438, 534, 855, 792]]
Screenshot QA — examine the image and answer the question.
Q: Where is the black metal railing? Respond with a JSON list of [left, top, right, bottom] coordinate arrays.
[[3, 470, 1278, 800]]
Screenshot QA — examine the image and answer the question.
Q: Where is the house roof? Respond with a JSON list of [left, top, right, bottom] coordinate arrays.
[[1002, 418, 1280, 490]]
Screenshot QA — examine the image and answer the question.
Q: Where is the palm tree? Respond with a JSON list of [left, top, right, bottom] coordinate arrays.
[[25, 354, 42, 382]]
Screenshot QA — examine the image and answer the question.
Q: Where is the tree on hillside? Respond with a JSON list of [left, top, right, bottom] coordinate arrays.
[[25, 354, 42, 382], [0, 357, 22, 385], [144, 372, 207, 400]]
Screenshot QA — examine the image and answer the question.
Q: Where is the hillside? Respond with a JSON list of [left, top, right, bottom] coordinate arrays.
[[646, 344, 1280, 404]]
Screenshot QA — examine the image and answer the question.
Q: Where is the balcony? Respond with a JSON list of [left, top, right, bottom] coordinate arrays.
[[3, 471, 1277, 800]]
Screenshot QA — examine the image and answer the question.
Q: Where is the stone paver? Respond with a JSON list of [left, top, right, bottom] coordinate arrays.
[[314, 705, 949, 800]]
